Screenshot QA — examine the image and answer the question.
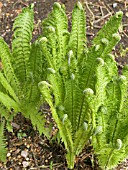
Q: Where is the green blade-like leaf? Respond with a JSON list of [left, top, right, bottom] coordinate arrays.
[[0, 37, 20, 95], [0, 72, 19, 103], [0, 92, 20, 112], [12, 5, 34, 83], [0, 119, 7, 162], [68, 2, 86, 64]]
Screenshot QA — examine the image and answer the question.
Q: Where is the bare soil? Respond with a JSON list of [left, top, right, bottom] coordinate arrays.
[[0, 0, 128, 169]]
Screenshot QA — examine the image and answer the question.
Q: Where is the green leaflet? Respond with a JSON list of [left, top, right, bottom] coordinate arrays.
[[0, 103, 12, 121], [64, 78, 79, 133], [73, 122, 92, 156], [0, 37, 20, 95], [0, 72, 19, 103], [96, 145, 125, 170], [0, 119, 7, 162], [0, 92, 20, 112]]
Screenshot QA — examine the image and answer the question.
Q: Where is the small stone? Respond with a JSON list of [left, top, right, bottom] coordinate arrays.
[[21, 150, 28, 158], [22, 161, 30, 168], [26, 157, 29, 161], [26, 144, 30, 148], [113, 3, 117, 8], [11, 122, 20, 129], [7, 152, 11, 157], [3, 3, 7, 7], [45, 159, 48, 163], [125, 12, 128, 17], [15, 149, 21, 154], [17, 155, 21, 159]]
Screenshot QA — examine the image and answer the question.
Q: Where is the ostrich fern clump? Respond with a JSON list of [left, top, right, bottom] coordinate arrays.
[[38, 2, 124, 169], [0, 4, 49, 162], [0, 2, 127, 169]]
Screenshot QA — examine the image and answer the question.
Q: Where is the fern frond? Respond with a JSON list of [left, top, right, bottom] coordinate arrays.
[[80, 11, 123, 91], [93, 75, 128, 169], [96, 144, 125, 170], [22, 102, 50, 137], [23, 40, 45, 104], [76, 12, 122, 141], [42, 2, 69, 70], [105, 78, 121, 143], [0, 92, 20, 113], [93, 11, 123, 55], [0, 72, 19, 103], [12, 5, 34, 83], [68, 2, 86, 64], [0, 37, 20, 95], [0, 103, 14, 122], [49, 73, 65, 105], [64, 78, 79, 133], [40, 37, 56, 69], [29, 40, 47, 82], [38, 81, 74, 154], [42, 27, 58, 70], [74, 122, 91, 156], [0, 119, 7, 162], [110, 76, 128, 143], [94, 55, 117, 112]]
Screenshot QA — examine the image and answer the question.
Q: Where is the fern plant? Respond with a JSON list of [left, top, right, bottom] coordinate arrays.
[[91, 57, 128, 169], [0, 4, 49, 162], [38, 2, 123, 169]]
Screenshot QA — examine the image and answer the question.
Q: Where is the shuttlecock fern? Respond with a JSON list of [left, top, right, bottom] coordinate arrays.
[[39, 2, 123, 169], [0, 4, 49, 162], [0, 1, 125, 169]]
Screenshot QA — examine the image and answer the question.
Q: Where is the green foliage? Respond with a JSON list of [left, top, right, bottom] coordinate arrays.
[[39, 2, 123, 169], [92, 72, 128, 169], [0, 4, 49, 162], [0, 2, 126, 169], [0, 119, 7, 162]]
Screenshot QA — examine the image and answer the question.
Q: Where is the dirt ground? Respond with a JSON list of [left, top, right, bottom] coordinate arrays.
[[0, 0, 128, 169]]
